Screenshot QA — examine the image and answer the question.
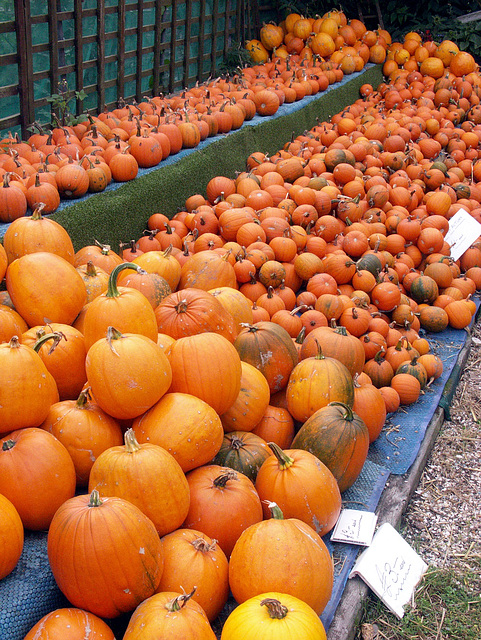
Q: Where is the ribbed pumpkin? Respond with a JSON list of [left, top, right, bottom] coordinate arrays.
[[48, 490, 163, 619], [0, 336, 59, 435], [6, 252, 87, 328], [133, 392, 224, 473], [234, 321, 299, 393], [85, 327, 173, 420], [183, 465, 263, 558], [0, 493, 24, 580], [299, 324, 365, 377], [154, 288, 237, 342], [168, 332, 242, 415], [220, 361, 271, 433], [23, 608, 115, 640], [179, 250, 237, 290], [40, 389, 123, 486], [82, 262, 159, 350], [212, 431, 271, 482], [221, 592, 327, 640], [0, 428, 76, 530], [286, 341, 354, 422], [292, 402, 369, 492], [255, 443, 342, 536], [229, 503, 334, 615], [158, 529, 229, 621], [88, 428, 190, 536], [123, 590, 217, 639]]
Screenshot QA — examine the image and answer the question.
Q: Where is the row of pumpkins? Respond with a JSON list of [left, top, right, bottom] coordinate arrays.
[[1, 16, 481, 640]]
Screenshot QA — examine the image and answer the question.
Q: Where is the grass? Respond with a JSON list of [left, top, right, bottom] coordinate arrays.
[[356, 564, 481, 639]]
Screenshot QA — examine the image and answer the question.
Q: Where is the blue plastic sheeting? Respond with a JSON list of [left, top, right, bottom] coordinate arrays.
[[0, 64, 376, 240], [368, 296, 480, 475]]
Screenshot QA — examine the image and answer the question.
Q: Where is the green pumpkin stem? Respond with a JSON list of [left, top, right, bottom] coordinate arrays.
[[75, 388, 91, 408], [328, 401, 355, 421], [261, 598, 288, 619], [124, 428, 141, 453], [106, 262, 140, 298], [266, 501, 284, 519], [2, 439, 15, 451], [33, 331, 64, 355], [314, 339, 325, 360], [165, 587, 196, 611], [268, 442, 294, 470], [88, 489, 103, 507]]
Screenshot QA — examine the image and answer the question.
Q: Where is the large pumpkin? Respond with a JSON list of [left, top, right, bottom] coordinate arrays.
[[47, 490, 164, 619], [286, 342, 354, 422], [85, 327, 172, 420], [88, 428, 190, 536], [221, 592, 327, 640], [228, 503, 334, 615], [292, 402, 369, 492], [0, 427, 76, 530], [168, 332, 242, 415], [0, 335, 59, 435], [23, 608, 115, 639], [122, 590, 216, 639], [6, 251, 87, 327], [157, 529, 229, 621], [183, 465, 263, 558], [133, 392, 224, 472], [0, 493, 24, 580], [233, 321, 299, 393], [255, 442, 341, 536]]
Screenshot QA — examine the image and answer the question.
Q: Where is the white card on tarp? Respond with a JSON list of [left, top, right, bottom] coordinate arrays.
[[444, 207, 481, 261], [349, 522, 428, 618], [330, 509, 378, 546]]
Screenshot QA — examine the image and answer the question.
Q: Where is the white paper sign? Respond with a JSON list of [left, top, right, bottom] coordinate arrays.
[[349, 523, 428, 618], [444, 208, 481, 262], [330, 509, 378, 546]]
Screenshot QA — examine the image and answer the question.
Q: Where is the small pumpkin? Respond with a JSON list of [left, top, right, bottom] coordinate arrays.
[[23, 608, 115, 639], [212, 431, 271, 482]]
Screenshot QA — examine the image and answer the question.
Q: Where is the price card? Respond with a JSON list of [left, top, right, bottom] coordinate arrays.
[[444, 208, 481, 261], [349, 522, 428, 618], [330, 509, 378, 546]]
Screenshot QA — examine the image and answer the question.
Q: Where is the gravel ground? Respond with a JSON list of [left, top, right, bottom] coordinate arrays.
[[402, 318, 481, 594]]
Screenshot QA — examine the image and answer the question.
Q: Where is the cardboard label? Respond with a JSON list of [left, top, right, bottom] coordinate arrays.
[[444, 208, 481, 261], [330, 509, 378, 546]]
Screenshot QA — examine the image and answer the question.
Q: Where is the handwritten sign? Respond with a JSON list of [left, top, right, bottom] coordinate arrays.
[[444, 207, 481, 261], [330, 509, 378, 546], [349, 523, 428, 618]]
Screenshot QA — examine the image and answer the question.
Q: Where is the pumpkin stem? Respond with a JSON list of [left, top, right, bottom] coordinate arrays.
[[213, 469, 238, 487], [2, 439, 15, 451], [33, 331, 65, 355], [265, 501, 284, 519], [268, 442, 294, 470], [328, 401, 355, 421], [123, 428, 142, 453], [191, 537, 217, 553], [106, 326, 123, 355], [260, 598, 288, 619], [165, 587, 196, 611], [75, 388, 91, 408], [8, 335, 22, 349], [88, 489, 103, 507], [314, 338, 325, 360], [106, 262, 140, 298]]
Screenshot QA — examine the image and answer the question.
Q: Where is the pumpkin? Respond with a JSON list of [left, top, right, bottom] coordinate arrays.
[[221, 592, 327, 640], [390, 373, 421, 405], [234, 321, 299, 393], [48, 490, 163, 619], [255, 443, 342, 536], [6, 252, 87, 328], [0, 304, 28, 343], [209, 286, 254, 334], [85, 327, 173, 420], [0, 427, 76, 530], [74, 242, 123, 274], [183, 465, 263, 558], [0, 172, 28, 222], [252, 404, 295, 449], [154, 288, 237, 342], [158, 529, 229, 621], [352, 376, 387, 442], [228, 503, 334, 615], [212, 431, 271, 482], [123, 589, 216, 639], [40, 388, 123, 486], [292, 402, 369, 493], [0, 336, 59, 435], [117, 268, 171, 309], [133, 392, 224, 472], [82, 262, 159, 350], [76, 261, 110, 303], [286, 341, 354, 422], [0, 493, 24, 581], [395, 357, 428, 389], [179, 250, 237, 290], [168, 332, 242, 415], [221, 361, 271, 433], [88, 428, 190, 536], [299, 324, 365, 377], [23, 608, 115, 639]]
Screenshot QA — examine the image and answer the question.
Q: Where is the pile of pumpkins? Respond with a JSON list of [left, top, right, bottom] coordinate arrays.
[[1, 12, 481, 640]]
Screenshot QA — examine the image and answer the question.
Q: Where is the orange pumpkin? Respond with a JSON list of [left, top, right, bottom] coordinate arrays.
[[0, 493, 24, 580]]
